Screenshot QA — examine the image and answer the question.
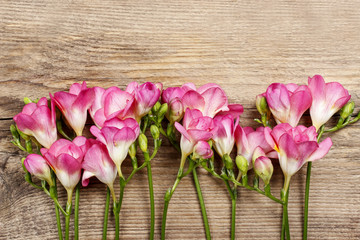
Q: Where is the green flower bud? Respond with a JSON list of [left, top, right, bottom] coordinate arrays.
[[10, 124, 20, 143], [150, 125, 160, 140], [129, 142, 137, 159], [235, 155, 248, 175], [138, 134, 148, 152], [152, 102, 161, 113], [256, 94, 270, 116], [158, 103, 168, 121], [223, 154, 233, 170], [24, 97, 33, 104], [340, 101, 355, 120]]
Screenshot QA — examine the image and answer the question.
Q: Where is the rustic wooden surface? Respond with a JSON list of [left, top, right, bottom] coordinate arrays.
[[1, 0, 360, 239]]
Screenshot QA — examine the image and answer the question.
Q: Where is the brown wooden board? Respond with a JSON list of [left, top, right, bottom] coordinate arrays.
[[1, 1, 360, 239]]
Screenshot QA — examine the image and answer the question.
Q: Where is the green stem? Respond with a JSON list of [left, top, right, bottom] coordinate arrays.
[[74, 185, 80, 240], [147, 163, 155, 240], [53, 178, 63, 240], [114, 179, 125, 240], [161, 176, 182, 240], [65, 196, 72, 240], [102, 187, 110, 240], [303, 162, 312, 240], [231, 196, 236, 240], [281, 189, 290, 240], [224, 181, 236, 240], [193, 167, 211, 240], [161, 199, 170, 240], [303, 126, 325, 240], [114, 201, 120, 240]]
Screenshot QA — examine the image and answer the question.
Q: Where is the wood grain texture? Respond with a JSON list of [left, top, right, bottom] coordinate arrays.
[[1, 0, 360, 239]]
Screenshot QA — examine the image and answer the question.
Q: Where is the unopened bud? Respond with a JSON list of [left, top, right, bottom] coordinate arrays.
[[10, 124, 20, 143], [256, 94, 270, 116], [235, 155, 248, 175], [340, 101, 355, 120], [223, 154, 233, 170], [129, 142, 137, 159], [138, 134, 148, 152], [253, 156, 273, 185], [150, 125, 160, 140], [24, 97, 33, 104], [152, 102, 161, 113], [158, 103, 168, 121]]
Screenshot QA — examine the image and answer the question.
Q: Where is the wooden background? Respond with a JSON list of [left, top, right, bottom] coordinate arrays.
[[1, 0, 360, 239]]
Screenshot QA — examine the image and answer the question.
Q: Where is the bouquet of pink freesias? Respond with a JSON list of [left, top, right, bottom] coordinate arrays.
[[11, 77, 358, 240]]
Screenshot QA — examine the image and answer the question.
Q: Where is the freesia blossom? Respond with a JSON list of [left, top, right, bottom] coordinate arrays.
[[90, 118, 140, 178], [181, 83, 229, 118], [264, 123, 332, 192], [24, 154, 53, 186], [90, 86, 136, 128], [126, 82, 162, 121], [253, 155, 273, 185], [174, 109, 214, 169], [82, 143, 117, 193], [13, 97, 57, 148], [308, 75, 351, 131], [265, 83, 312, 127], [193, 141, 213, 159], [51, 82, 95, 136], [161, 85, 187, 123], [211, 114, 239, 158], [41, 139, 84, 195], [235, 126, 275, 169]]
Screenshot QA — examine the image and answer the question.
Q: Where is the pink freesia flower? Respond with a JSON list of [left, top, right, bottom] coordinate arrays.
[[126, 82, 162, 121], [41, 139, 84, 194], [182, 83, 229, 118], [13, 97, 57, 148], [161, 86, 187, 123], [265, 83, 312, 127], [24, 154, 53, 186], [253, 155, 273, 185], [264, 123, 332, 191], [235, 126, 276, 169], [211, 114, 239, 157], [193, 141, 213, 159], [90, 118, 140, 178], [90, 86, 136, 128], [51, 82, 95, 136], [82, 143, 117, 192], [174, 109, 214, 169], [308, 75, 351, 131]]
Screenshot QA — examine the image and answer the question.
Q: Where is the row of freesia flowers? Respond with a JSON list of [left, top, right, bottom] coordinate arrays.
[[11, 75, 356, 240]]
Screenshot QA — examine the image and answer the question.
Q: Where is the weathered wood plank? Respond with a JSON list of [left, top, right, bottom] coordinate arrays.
[[1, 0, 360, 239]]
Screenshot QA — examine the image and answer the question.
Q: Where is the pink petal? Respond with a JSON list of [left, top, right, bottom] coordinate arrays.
[[125, 81, 139, 94], [57, 153, 82, 174], [201, 87, 228, 117], [82, 171, 95, 187], [288, 87, 312, 126], [216, 104, 243, 118], [307, 137, 333, 162], [278, 133, 299, 160], [308, 75, 325, 101], [174, 122, 191, 141], [181, 90, 205, 113], [187, 129, 212, 142]]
